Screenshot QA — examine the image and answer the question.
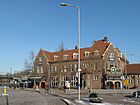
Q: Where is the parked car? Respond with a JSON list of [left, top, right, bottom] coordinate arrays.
[[89, 93, 102, 103], [133, 90, 140, 98]]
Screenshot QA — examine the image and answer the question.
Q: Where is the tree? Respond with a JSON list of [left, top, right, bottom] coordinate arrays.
[[24, 51, 36, 87], [24, 51, 35, 70], [57, 42, 65, 51]]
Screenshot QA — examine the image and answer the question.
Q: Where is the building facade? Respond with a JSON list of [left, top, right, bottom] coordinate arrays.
[[125, 64, 140, 89], [34, 37, 126, 89]]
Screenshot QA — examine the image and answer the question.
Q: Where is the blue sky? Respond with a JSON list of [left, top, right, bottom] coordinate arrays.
[[0, 0, 140, 73]]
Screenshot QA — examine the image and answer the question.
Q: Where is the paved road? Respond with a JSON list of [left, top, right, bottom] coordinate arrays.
[[49, 89, 140, 105], [1, 88, 140, 105], [0, 88, 66, 105]]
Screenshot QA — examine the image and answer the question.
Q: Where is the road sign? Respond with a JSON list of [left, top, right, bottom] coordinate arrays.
[[123, 80, 128, 86]]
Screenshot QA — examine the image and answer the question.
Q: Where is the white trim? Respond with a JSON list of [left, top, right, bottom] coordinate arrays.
[[102, 43, 112, 57], [41, 49, 48, 61]]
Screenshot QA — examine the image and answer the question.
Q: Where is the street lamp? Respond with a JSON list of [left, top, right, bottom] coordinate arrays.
[[47, 61, 51, 95], [60, 3, 81, 100]]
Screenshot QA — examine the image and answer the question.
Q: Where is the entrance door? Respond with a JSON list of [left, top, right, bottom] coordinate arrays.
[[107, 81, 113, 89], [41, 82, 45, 88], [115, 82, 121, 89]]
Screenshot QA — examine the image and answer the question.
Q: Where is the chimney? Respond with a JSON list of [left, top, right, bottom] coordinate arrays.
[[75, 45, 78, 49], [103, 37, 108, 42]]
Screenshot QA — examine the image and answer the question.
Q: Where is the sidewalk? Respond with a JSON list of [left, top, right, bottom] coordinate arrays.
[[25, 88, 90, 105]]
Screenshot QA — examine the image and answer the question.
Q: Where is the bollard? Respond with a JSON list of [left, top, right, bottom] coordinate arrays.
[[3, 86, 7, 95], [1, 86, 9, 105], [2, 86, 8, 96]]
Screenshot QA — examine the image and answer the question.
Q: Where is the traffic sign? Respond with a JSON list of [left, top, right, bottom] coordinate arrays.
[[123, 80, 128, 86]]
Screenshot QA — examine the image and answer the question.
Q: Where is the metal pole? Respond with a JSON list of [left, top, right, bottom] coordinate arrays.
[[60, 3, 81, 100], [48, 62, 51, 94], [47, 61, 51, 95], [33, 67, 35, 86], [77, 7, 81, 101]]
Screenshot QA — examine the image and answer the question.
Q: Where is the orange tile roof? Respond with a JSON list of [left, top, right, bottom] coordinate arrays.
[[41, 39, 110, 63], [92, 40, 110, 56]]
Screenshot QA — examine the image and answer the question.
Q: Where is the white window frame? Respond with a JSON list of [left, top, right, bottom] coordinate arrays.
[[84, 51, 90, 57], [54, 66, 57, 72], [54, 55, 59, 61], [94, 50, 99, 56], [73, 53, 78, 58], [137, 79, 140, 84], [74, 64, 77, 71], [37, 66, 40, 73], [40, 66, 43, 73], [64, 65, 67, 72], [63, 55, 68, 60]]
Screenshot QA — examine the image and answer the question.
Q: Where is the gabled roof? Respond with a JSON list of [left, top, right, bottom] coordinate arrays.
[[92, 40, 110, 57], [39, 39, 110, 63], [42, 47, 92, 62]]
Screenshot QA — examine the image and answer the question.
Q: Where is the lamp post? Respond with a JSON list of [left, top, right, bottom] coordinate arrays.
[[60, 3, 81, 100], [47, 61, 51, 95]]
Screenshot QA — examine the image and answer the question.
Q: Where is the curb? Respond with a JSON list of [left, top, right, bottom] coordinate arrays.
[[61, 99, 69, 105]]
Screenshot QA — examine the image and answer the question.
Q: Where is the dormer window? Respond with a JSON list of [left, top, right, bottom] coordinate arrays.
[[94, 50, 99, 56], [84, 51, 90, 57], [73, 53, 78, 58], [118, 53, 122, 58], [63, 55, 68, 60], [54, 55, 59, 61]]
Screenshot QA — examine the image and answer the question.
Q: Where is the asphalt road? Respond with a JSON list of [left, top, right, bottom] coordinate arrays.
[[1, 88, 140, 105], [49, 89, 140, 105], [0, 88, 66, 105]]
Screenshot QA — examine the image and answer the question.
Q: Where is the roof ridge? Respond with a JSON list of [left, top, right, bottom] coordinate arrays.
[[42, 47, 92, 54]]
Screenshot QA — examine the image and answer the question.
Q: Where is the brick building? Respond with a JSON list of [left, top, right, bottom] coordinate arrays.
[[125, 64, 140, 89], [34, 37, 126, 89]]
